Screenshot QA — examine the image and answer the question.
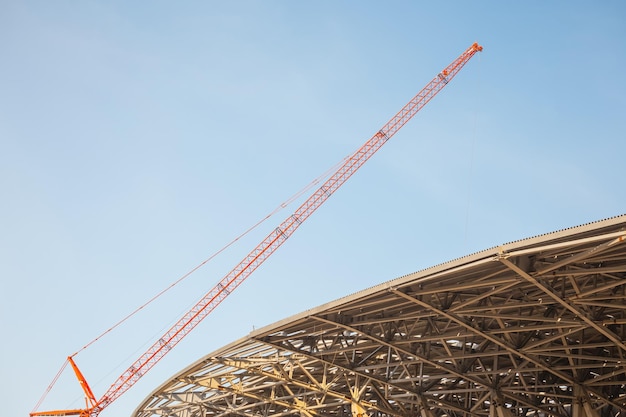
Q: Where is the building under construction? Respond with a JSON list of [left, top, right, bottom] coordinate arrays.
[[133, 214, 626, 417]]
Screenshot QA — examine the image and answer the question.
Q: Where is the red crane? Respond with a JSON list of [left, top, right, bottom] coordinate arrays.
[[31, 42, 483, 417]]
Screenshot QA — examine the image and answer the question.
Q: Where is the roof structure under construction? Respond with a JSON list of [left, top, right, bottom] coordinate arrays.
[[133, 214, 626, 417]]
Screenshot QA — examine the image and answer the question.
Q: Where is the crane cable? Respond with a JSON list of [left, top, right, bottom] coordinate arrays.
[[32, 359, 70, 413], [79, 155, 349, 354], [33, 153, 350, 412]]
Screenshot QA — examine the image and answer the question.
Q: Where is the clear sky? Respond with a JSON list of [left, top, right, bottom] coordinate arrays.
[[2, 2, 625, 416]]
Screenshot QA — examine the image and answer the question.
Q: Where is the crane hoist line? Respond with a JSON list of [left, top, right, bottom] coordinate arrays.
[[31, 42, 483, 417]]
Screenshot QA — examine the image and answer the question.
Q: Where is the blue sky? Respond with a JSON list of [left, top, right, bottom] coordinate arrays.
[[2, 2, 625, 416]]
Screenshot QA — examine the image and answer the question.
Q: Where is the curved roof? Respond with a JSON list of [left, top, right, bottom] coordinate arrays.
[[134, 215, 626, 417]]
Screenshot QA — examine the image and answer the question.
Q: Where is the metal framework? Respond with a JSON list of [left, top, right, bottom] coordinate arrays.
[[133, 215, 626, 417]]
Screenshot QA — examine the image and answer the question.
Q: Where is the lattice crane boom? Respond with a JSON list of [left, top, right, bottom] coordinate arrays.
[[31, 42, 482, 417]]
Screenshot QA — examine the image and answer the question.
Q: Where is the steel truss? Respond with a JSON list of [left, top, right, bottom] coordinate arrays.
[[134, 215, 626, 417]]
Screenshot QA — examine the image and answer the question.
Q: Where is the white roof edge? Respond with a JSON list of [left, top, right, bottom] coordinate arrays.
[[134, 213, 626, 414]]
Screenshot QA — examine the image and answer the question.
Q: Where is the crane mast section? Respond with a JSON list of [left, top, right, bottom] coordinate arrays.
[[30, 42, 482, 417]]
